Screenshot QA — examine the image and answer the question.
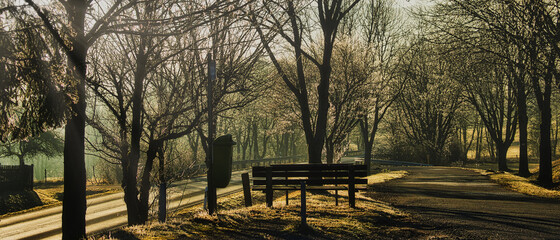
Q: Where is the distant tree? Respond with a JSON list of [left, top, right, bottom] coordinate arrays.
[[453, 49, 518, 171], [433, 0, 554, 183], [395, 37, 462, 165], [0, 131, 63, 167], [250, 0, 361, 164], [325, 38, 368, 164], [356, 0, 405, 171]]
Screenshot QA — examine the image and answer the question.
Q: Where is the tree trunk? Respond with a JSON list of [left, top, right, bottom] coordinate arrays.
[[552, 115, 558, 159], [515, 66, 530, 176], [252, 122, 259, 160], [124, 35, 148, 226], [157, 147, 166, 223], [18, 155, 25, 167], [261, 135, 269, 159], [475, 125, 482, 161], [364, 140, 373, 174], [496, 144, 509, 172], [537, 104, 553, 185], [325, 138, 334, 164], [62, 1, 87, 238], [122, 159, 140, 225], [138, 141, 158, 223], [518, 92, 530, 176]]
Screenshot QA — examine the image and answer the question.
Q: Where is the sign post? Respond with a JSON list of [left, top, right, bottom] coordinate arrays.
[[207, 53, 217, 214]]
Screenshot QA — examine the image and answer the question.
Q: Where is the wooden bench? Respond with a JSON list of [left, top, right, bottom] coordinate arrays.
[[252, 164, 368, 208]]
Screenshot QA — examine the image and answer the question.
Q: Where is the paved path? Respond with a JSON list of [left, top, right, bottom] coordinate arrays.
[[370, 166, 560, 239]]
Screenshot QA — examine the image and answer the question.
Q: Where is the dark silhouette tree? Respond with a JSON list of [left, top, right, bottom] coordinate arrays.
[[251, 0, 361, 163]]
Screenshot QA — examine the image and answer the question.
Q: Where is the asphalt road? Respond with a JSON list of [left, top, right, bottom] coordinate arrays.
[[370, 166, 560, 239]]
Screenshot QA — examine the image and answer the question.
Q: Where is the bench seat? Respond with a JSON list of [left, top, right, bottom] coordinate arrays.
[[252, 185, 368, 191], [251, 163, 368, 208]]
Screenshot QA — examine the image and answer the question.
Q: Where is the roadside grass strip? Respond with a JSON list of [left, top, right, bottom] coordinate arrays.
[[469, 167, 560, 199], [94, 170, 446, 240]]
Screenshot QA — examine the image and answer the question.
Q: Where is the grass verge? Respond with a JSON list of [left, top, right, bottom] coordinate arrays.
[[95, 170, 452, 240], [469, 168, 560, 199]]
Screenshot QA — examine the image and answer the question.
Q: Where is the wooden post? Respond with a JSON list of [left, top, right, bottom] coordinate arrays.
[[266, 167, 273, 207], [300, 181, 307, 227], [44, 169, 47, 184], [241, 173, 252, 207], [348, 165, 356, 208], [285, 170, 289, 205], [335, 173, 338, 206], [207, 53, 217, 214]]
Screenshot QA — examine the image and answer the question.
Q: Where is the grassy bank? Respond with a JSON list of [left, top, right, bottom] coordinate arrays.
[[469, 159, 560, 199], [94, 170, 452, 240]]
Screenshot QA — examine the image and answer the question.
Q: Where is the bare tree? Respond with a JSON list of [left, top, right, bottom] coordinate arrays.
[[250, 0, 361, 163], [431, 0, 553, 183], [18, 0, 135, 237], [356, 0, 405, 171], [395, 37, 462, 165]]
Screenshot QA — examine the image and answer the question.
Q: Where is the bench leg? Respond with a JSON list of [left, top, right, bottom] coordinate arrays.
[[266, 167, 273, 207], [335, 189, 338, 206], [349, 189, 355, 208], [266, 190, 273, 207], [301, 181, 307, 227], [349, 165, 356, 208]]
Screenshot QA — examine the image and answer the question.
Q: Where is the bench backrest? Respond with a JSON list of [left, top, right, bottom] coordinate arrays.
[[252, 164, 367, 186]]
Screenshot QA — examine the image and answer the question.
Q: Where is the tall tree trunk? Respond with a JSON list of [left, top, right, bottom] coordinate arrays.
[[260, 135, 269, 159], [364, 140, 373, 173], [18, 155, 25, 167], [538, 102, 553, 185], [497, 143, 509, 172], [62, 0, 87, 238], [124, 35, 148, 226], [475, 125, 482, 161], [138, 140, 158, 223], [157, 146, 166, 223], [518, 89, 530, 176], [252, 122, 259, 160], [325, 138, 334, 164], [552, 115, 558, 159]]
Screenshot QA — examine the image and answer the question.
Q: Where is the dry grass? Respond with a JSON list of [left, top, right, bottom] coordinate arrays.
[[95, 170, 452, 240], [528, 159, 560, 185], [469, 160, 560, 199]]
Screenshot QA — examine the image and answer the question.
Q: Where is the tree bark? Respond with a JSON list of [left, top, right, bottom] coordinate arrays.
[[517, 88, 530, 176], [325, 138, 334, 164], [62, 0, 87, 238], [123, 35, 148, 226], [138, 140, 158, 223], [157, 146, 166, 223], [537, 102, 553, 185], [252, 121, 259, 160], [497, 144, 509, 172]]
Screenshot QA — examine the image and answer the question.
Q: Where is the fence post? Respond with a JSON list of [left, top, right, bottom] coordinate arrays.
[[242, 172, 252, 207], [300, 181, 307, 227], [285, 170, 289, 205], [45, 169, 47, 184], [266, 167, 273, 207], [348, 165, 356, 208]]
